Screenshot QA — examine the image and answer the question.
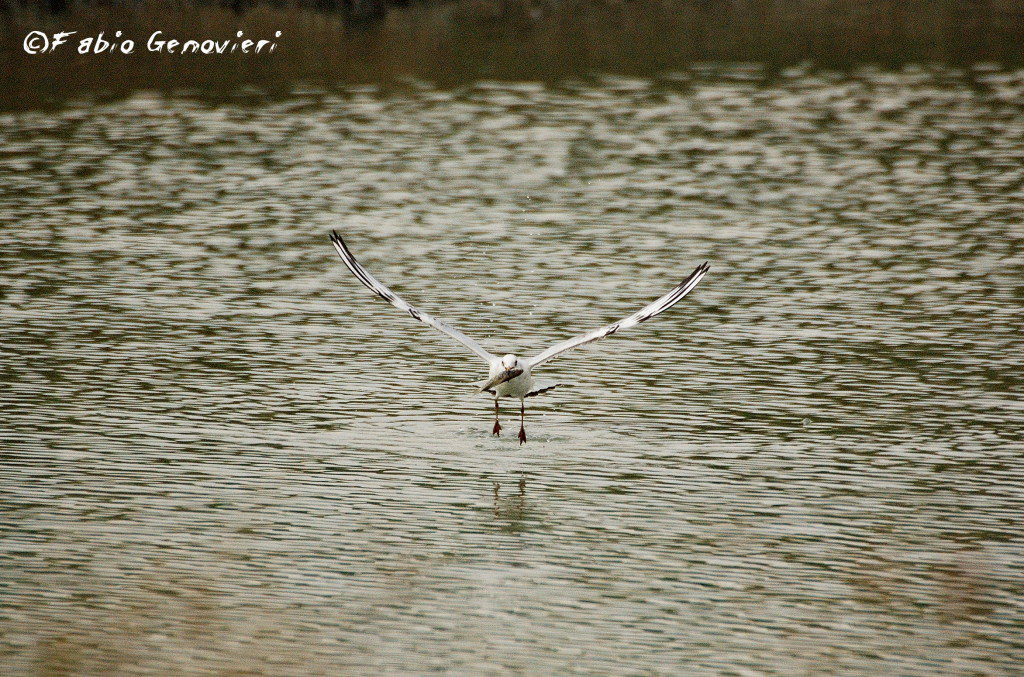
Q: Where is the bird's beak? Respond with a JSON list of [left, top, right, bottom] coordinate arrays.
[[480, 368, 523, 392]]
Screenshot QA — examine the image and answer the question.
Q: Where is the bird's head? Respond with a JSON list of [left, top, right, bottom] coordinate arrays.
[[480, 354, 525, 392]]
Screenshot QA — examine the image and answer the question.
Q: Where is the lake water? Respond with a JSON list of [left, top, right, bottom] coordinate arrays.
[[2, 66, 1023, 674]]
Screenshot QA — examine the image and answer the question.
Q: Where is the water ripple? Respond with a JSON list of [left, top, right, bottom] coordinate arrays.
[[2, 67, 1023, 673]]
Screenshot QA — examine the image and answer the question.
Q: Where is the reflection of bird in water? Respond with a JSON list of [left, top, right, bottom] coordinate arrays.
[[493, 478, 527, 520], [330, 231, 709, 443]]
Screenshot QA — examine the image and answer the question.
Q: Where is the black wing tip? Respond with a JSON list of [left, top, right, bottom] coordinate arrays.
[[673, 261, 709, 289], [685, 261, 710, 283], [329, 231, 359, 261]]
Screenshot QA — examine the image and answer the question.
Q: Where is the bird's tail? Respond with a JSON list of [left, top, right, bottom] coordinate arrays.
[[525, 380, 566, 398], [470, 378, 568, 397]]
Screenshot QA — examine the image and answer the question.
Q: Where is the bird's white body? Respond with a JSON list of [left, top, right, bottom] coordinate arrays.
[[329, 231, 709, 443], [487, 358, 534, 400]]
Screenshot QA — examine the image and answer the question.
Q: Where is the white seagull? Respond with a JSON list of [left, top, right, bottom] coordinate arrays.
[[329, 231, 709, 444]]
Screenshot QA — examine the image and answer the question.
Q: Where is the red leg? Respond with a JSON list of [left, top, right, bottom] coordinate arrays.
[[492, 399, 501, 436], [518, 401, 527, 444]]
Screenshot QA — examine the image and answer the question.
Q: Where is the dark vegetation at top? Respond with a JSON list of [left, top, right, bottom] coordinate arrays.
[[3, 0, 1023, 110]]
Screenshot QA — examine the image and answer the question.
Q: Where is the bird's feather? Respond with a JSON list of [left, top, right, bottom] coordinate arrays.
[[525, 381, 565, 398], [330, 231, 495, 363], [525, 262, 709, 368]]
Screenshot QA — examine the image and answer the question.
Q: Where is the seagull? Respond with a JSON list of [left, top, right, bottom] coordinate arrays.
[[329, 231, 709, 444]]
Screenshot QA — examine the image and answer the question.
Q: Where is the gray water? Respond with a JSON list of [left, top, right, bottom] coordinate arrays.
[[2, 65, 1023, 674]]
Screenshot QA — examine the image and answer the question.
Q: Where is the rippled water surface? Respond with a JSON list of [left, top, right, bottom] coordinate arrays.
[[2, 66, 1024, 674]]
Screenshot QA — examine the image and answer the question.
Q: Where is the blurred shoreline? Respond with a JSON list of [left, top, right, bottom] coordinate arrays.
[[3, 0, 1024, 111]]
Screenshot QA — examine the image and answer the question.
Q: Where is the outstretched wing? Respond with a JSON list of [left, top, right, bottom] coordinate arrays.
[[526, 262, 709, 368], [329, 231, 495, 363]]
